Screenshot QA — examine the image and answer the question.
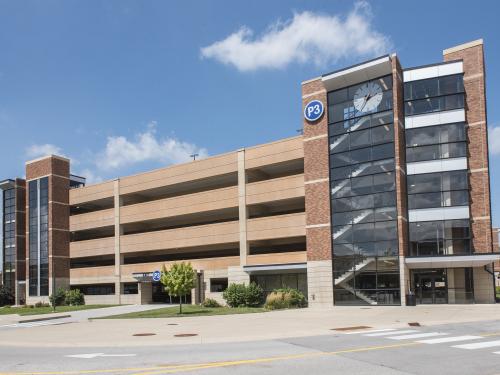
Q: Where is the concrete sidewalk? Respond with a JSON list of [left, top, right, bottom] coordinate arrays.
[[0, 304, 170, 325], [1, 304, 500, 348]]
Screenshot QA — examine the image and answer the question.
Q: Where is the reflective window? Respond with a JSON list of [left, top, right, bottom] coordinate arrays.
[[329, 76, 399, 306], [405, 94, 464, 116], [409, 219, 471, 256], [404, 74, 464, 101], [407, 171, 468, 209]]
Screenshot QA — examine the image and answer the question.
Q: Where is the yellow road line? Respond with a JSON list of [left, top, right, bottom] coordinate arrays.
[[133, 342, 421, 375], [0, 342, 419, 375]]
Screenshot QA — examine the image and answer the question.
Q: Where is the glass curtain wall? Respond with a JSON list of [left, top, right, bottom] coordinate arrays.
[[28, 177, 49, 297], [328, 75, 400, 305], [2, 188, 16, 298]]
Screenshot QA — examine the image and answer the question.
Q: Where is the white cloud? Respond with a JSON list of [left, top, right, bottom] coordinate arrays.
[[490, 126, 500, 155], [200, 1, 390, 72], [97, 122, 208, 170], [26, 143, 65, 159]]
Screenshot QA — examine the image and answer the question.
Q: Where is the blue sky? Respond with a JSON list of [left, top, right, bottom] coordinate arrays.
[[0, 0, 499, 225]]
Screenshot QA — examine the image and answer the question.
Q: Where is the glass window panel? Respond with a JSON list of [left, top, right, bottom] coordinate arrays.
[[371, 111, 393, 126], [351, 194, 374, 210], [375, 221, 397, 241], [352, 223, 374, 243], [372, 124, 393, 144], [330, 134, 350, 154], [350, 128, 371, 149], [350, 147, 371, 164], [406, 144, 440, 162], [407, 173, 442, 194], [406, 126, 440, 147], [331, 179, 352, 198], [331, 165, 351, 181], [330, 152, 352, 167], [333, 211, 353, 226], [408, 192, 442, 209], [441, 123, 466, 143], [374, 207, 397, 222], [439, 75, 464, 96], [328, 87, 348, 104], [332, 197, 352, 212], [351, 175, 373, 195], [372, 143, 394, 160], [404, 78, 439, 101], [442, 170, 468, 191], [333, 225, 353, 244], [373, 191, 396, 208], [373, 172, 395, 192]]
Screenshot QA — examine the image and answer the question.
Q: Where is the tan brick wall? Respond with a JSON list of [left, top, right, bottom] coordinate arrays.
[[444, 42, 493, 254]]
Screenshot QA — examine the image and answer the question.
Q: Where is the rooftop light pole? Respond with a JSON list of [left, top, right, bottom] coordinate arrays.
[[190, 153, 199, 161]]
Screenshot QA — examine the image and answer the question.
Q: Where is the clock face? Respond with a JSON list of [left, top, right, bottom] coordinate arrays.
[[353, 81, 383, 113]]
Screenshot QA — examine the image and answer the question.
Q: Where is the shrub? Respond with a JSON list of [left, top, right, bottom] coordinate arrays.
[[49, 287, 67, 307], [0, 285, 13, 307], [65, 289, 85, 306], [265, 288, 307, 310], [245, 282, 264, 307], [223, 283, 247, 307], [201, 298, 221, 308], [34, 301, 50, 308]]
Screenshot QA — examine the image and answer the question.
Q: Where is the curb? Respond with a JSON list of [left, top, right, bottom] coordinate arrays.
[[18, 314, 71, 324]]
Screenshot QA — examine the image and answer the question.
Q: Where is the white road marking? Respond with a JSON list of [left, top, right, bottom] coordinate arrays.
[[418, 336, 482, 344], [66, 353, 136, 359], [0, 321, 65, 329], [344, 328, 397, 335], [388, 332, 446, 340], [365, 330, 418, 337], [453, 340, 500, 350]]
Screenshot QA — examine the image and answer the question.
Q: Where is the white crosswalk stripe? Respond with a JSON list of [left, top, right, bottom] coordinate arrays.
[[364, 330, 418, 337], [0, 320, 66, 329], [388, 332, 446, 340], [418, 336, 482, 344], [453, 340, 500, 350], [344, 328, 397, 335]]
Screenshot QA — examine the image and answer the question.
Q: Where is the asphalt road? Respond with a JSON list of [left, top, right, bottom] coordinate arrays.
[[2, 320, 500, 375]]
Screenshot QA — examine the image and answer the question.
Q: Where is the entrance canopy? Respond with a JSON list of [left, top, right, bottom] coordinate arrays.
[[405, 254, 500, 269], [243, 263, 306, 274]]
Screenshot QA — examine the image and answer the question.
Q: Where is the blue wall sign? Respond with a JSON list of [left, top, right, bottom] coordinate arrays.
[[304, 100, 324, 122], [152, 270, 161, 282]]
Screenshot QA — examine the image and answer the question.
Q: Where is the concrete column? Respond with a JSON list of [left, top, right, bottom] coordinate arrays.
[[237, 149, 248, 266], [113, 179, 121, 304], [228, 266, 250, 286], [473, 266, 495, 303]]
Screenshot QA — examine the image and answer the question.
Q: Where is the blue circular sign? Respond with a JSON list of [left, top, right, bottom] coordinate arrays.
[[152, 270, 161, 282], [304, 100, 324, 122]]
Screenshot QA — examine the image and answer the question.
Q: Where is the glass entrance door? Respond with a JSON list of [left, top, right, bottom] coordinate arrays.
[[413, 270, 448, 304]]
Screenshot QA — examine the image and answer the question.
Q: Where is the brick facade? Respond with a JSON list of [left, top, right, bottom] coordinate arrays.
[[25, 156, 71, 300], [444, 42, 493, 254]]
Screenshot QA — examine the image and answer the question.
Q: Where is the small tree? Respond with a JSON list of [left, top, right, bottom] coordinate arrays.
[[49, 287, 67, 310], [0, 285, 14, 307], [161, 262, 196, 314]]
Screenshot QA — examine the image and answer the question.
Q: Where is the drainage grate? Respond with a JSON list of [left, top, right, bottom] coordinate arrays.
[[167, 323, 179, 326], [174, 333, 198, 337], [408, 322, 421, 327], [331, 326, 371, 332], [133, 333, 156, 337]]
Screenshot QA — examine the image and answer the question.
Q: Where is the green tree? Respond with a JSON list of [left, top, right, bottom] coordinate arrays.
[[161, 262, 196, 314]]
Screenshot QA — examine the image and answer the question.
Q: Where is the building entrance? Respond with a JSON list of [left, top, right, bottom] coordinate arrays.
[[413, 269, 447, 304]]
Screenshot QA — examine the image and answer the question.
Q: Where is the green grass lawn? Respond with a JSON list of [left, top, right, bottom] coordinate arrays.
[[0, 305, 119, 316], [99, 305, 268, 319]]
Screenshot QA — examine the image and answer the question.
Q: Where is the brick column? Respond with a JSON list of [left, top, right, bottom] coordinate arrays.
[[391, 55, 410, 304], [444, 40, 494, 303], [444, 40, 493, 254], [302, 77, 334, 307]]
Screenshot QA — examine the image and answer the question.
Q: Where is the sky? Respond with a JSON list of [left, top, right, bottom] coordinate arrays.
[[0, 0, 499, 225]]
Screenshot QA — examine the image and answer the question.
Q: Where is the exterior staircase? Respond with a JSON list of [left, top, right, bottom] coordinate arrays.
[[335, 256, 377, 305]]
